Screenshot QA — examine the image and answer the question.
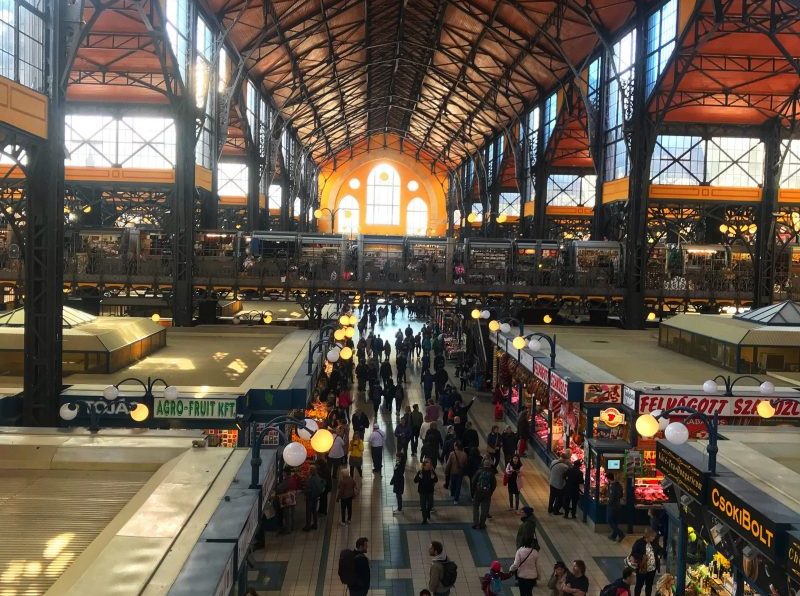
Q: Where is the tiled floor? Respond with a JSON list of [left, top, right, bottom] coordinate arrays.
[[251, 314, 634, 595]]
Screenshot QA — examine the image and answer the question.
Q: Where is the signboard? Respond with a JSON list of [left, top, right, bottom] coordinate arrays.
[[625, 449, 643, 475], [708, 479, 780, 559], [60, 397, 136, 421], [534, 359, 549, 384], [550, 372, 569, 399], [237, 497, 260, 568], [787, 532, 800, 582], [599, 407, 625, 428], [519, 350, 534, 373], [214, 548, 235, 596], [638, 394, 800, 418], [584, 383, 622, 404], [154, 397, 237, 420], [623, 386, 637, 411], [655, 442, 707, 501]]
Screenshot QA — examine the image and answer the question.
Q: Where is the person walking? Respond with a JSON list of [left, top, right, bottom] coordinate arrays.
[[516, 506, 538, 549], [509, 541, 541, 596], [462, 421, 479, 452], [384, 378, 397, 413], [395, 382, 405, 415], [367, 423, 386, 475], [629, 528, 662, 596], [336, 469, 358, 526], [410, 404, 424, 454], [339, 537, 370, 596], [352, 409, 369, 437], [428, 541, 457, 596], [517, 407, 530, 456], [394, 416, 412, 457], [420, 421, 443, 469], [563, 459, 584, 519], [380, 359, 392, 387], [547, 452, 570, 515], [384, 338, 391, 361], [414, 458, 438, 524], [481, 560, 512, 596], [465, 447, 482, 499], [315, 455, 332, 517], [607, 472, 625, 542], [348, 431, 364, 478], [302, 465, 325, 531], [422, 369, 434, 402], [368, 381, 383, 419], [444, 441, 468, 504], [501, 426, 518, 466], [486, 426, 502, 472], [389, 453, 405, 513], [472, 459, 497, 529], [505, 453, 523, 510], [337, 387, 353, 422], [396, 351, 407, 383], [327, 432, 347, 483]]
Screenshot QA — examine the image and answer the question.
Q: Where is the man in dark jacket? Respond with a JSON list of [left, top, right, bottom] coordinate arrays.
[[421, 421, 443, 467], [410, 404, 424, 454], [396, 351, 408, 383], [603, 567, 635, 596], [563, 460, 584, 519], [516, 506, 538, 548], [462, 421, 479, 452], [303, 466, 325, 531], [346, 537, 371, 596], [352, 409, 369, 436], [472, 459, 497, 529], [316, 456, 331, 516], [414, 459, 438, 524]]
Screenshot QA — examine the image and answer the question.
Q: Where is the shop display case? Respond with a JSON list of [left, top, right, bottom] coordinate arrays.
[[633, 447, 669, 508], [512, 240, 560, 285], [361, 235, 404, 281], [583, 439, 629, 522], [465, 239, 512, 284], [405, 238, 447, 283], [300, 235, 343, 280]]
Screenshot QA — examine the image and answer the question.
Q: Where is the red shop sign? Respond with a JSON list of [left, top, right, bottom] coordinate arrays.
[[638, 394, 800, 418], [550, 372, 569, 399], [534, 359, 549, 384]]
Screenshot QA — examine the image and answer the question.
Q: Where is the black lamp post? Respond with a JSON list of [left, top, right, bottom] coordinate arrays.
[[703, 374, 773, 397], [524, 332, 557, 368], [636, 406, 720, 475]]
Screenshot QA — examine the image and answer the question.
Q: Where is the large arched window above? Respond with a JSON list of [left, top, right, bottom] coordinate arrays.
[[366, 163, 401, 225], [337, 195, 359, 235], [406, 197, 428, 236]]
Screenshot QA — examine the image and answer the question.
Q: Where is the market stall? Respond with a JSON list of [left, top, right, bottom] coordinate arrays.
[[656, 440, 800, 596], [465, 238, 513, 285], [405, 237, 448, 283], [512, 240, 560, 285], [360, 235, 405, 282]]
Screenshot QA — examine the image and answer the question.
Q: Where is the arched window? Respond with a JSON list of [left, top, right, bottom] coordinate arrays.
[[366, 163, 400, 225], [406, 197, 428, 236], [337, 195, 359, 235]]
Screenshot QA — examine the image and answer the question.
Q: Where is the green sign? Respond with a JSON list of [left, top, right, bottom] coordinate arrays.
[[154, 397, 237, 420]]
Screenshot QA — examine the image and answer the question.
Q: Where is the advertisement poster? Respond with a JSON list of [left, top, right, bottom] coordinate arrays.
[[584, 383, 622, 404]]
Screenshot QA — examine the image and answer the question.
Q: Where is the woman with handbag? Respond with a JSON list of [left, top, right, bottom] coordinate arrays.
[[509, 539, 540, 596], [628, 528, 662, 596]]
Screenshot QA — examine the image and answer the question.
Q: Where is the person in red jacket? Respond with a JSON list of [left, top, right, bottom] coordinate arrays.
[[601, 567, 635, 596]]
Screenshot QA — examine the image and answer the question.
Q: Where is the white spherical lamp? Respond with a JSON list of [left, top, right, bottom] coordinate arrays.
[[103, 385, 119, 401], [702, 380, 718, 394], [757, 400, 776, 419], [635, 413, 659, 438], [282, 442, 308, 467], [310, 427, 334, 453], [759, 381, 775, 395], [327, 349, 340, 363], [528, 338, 542, 352], [652, 410, 670, 431], [664, 421, 690, 445], [480, 310, 490, 319], [59, 403, 79, 421], [164, 385, 179, 399], [500, 322, 511, 334], [298, 418, 319, 440]]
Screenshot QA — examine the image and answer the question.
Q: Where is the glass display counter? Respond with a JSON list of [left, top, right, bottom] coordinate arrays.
[[582, 439, 630, 524]]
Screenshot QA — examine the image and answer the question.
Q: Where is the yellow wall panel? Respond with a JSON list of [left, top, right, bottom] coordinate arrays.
[[195, 165, 213, 191], [649, 184, 761, 202], [602, 177, 630, 203], [0, 76, 48, 139], [778, 189, 800, 204], [64, 166, 175, 184]]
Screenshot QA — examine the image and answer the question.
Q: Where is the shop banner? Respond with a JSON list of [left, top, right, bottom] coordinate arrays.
[[655, 442, 707, 501], [623, 386, 637, 411], [584, 383, 622, 404], [534, 359, 549, 384], [787, 531, 800, 581], [638, 394, 800, 418], [550, 372, 569, 399], [708, 478, 786, 560], [154, 397, 238, 420], [214, 549, 235, 596]]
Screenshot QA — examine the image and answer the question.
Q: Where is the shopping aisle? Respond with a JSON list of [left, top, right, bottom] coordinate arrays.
[[250, 312, 633, 595]]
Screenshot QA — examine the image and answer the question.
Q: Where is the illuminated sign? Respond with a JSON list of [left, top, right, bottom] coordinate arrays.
[[788, 533, 800, 581], [599, 407, 625, 428], [638, 394, 800, 418], [154, 397, 237, 420], [584, 383, 622, 404], [655, 442, 707, 501], [709, 481, 776, 557]]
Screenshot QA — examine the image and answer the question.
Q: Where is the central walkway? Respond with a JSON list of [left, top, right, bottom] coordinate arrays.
[[250, 314, 633, 595]]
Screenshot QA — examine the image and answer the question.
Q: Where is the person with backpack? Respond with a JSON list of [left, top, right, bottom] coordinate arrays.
[[600, 567, 635, 596], [509, 539, 541, 596], [414, 458, 438, 524], [338, 537, 370, 596], [428, 541, 457, 596], [628, 528, 662, 596], [480, 560, 512, 596], [472, 459, 497, 529]]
